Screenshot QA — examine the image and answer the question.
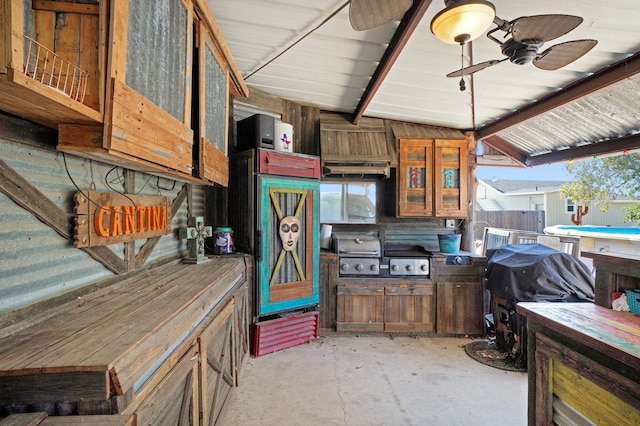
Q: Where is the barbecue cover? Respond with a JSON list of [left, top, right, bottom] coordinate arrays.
[[485, 243, 594, 303]]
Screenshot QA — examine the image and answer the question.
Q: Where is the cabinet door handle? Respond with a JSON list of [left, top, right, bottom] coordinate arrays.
[[455, 284, 462, 288], [387, 288, 396, 293], [375, 289, 383, 293]]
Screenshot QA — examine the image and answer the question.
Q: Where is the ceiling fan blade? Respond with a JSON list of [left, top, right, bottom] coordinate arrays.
[[447, 59, 507, 78], [349, 0, 412, 31], [511, 15, 583, 44], [533, 39, 598, 71]]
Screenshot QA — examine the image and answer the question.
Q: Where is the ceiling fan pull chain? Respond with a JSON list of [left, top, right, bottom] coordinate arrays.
[[459, 44, 466, 92]]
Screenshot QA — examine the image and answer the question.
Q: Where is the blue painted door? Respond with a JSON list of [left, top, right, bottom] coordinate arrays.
[[256, 175, 319, 316]]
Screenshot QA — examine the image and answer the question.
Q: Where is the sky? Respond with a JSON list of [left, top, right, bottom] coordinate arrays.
[[476, 162, 573, 181]]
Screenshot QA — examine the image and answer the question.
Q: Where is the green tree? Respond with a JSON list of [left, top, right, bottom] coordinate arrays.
[[561, 153, 640, 224]]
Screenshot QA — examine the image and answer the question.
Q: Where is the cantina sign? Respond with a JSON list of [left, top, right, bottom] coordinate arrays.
[[74, 190, 172, 248]]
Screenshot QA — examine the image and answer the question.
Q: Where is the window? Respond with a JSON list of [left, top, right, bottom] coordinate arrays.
[[320, 182, 377, 224], [566, 199, 575, 214]]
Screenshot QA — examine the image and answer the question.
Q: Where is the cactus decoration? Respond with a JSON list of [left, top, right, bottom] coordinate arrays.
[[571, 204, 589, 225]]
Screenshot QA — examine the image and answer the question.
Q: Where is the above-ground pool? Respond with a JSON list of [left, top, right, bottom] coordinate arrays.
[[545, 225, 640, 267]]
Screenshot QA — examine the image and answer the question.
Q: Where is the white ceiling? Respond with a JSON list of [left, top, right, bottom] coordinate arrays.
[[208, 0, 640, 163]]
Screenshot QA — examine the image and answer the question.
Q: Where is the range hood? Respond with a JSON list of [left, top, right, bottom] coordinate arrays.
[[320, 115, 392, 178]]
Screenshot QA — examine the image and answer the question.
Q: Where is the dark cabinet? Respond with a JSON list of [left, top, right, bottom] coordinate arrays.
[[433, 257, 486, 335], [336, 281, 434, 333], [384, 284, 435, 333], [336, 284, 385, 332], [319, 252, 339, 330]]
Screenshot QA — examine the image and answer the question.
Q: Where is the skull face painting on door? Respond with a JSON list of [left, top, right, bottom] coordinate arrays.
[[279, 215, 301, 251]]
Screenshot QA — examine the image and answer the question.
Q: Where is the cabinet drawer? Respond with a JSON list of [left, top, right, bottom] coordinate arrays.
[[337, 285, 384, 296], [385, 284, 433, 296]]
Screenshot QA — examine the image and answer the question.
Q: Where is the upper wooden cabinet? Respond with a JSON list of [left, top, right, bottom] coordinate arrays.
[[0, 0, 104, 128], [397, 138, 468, 218], [0, 0, 247, 186]]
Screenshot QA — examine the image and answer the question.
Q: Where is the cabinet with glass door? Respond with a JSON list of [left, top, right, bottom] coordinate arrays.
[[397, 138, 468, 218]]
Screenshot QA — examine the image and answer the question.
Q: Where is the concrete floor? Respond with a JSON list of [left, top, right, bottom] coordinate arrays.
[[222, 334, 528, 425]]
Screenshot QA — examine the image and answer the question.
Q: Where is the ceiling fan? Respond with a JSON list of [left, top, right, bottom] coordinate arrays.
[[349, 0, 413, 31], [445, 13, 598, 78]]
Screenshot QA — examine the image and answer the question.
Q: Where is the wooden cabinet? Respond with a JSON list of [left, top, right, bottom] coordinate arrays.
[[337, 285, 385, 332], [335, 256, 484, 335], [1, 0, 247, 186], [433, 256, 486, 335], [436, 281, 484, 335], [517, 303, 640, 426], [581, 251, 640, 308], [336, 282, 434, 333], [134, 345, 200, 425], [319, 252, 339, 330], [384, 285, 435, 333], [0, 257, 250, 424], [397, 138, 468, 218], [132, 277, 250, 425], [398, 138, 433, 217]]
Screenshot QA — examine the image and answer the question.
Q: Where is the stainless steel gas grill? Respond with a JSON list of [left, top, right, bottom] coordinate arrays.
[[333, 234, 431, 278], [332, 232, 486, 335], [383, 243, 431, 277], [333, 233, 435, 333], [334, 233, 382, 276]]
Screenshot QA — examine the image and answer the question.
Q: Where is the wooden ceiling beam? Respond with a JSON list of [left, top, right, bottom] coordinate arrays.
[[477, 52, 640, 139], [351, 0, 433, 124], [480, 135, 529, 167], [527, 133, 640, 166]]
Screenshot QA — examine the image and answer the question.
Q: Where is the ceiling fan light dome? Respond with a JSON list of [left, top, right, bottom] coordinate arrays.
[[430, 1, 496, 44]]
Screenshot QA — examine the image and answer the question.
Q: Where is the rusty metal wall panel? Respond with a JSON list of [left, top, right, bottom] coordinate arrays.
[[126, 0, 187, 121], [0, 137, 197, 312]]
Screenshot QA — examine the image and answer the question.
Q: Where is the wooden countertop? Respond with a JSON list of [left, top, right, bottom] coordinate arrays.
[[0, 256, 248, 404], [582, 250, 640, 264], [516, 302, 640, 370]]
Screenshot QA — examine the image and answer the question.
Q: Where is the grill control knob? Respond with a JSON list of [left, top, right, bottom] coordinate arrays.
[[370, 264, 378, 271], [405, 264, 414, 272], [420, 264, 429, 272], [341, 263, 349, 271], [355, 264, 364, 271], [391, 264, 399, 271]]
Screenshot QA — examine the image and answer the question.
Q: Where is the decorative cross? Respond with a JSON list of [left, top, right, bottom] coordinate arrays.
[[180, 216, 212, 264]]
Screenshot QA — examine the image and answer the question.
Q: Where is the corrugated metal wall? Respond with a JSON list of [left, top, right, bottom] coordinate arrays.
[[0, 137, 198, 313]]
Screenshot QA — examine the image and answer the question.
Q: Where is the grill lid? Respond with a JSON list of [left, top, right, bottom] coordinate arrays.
[[333, 233, 381, 257]]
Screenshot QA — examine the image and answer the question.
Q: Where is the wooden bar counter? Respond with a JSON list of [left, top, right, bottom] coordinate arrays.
[[516, 302, 640, 425], [0, 256, 251, 425]]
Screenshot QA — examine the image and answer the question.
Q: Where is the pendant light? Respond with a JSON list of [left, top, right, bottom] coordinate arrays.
[[430, 0, 496, 45]]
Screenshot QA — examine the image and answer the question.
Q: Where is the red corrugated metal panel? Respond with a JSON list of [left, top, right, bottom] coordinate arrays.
[[258, 149, 320, 179], [253, 311, 319, 357]]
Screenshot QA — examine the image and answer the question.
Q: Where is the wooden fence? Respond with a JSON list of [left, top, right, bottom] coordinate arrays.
[[474, 210, 545, 241]]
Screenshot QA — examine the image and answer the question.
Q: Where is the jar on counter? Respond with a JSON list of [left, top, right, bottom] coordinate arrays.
[[213, 227, 234, 254]]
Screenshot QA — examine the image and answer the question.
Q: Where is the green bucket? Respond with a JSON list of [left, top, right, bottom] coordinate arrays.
[[438, 234, 461, 253]]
